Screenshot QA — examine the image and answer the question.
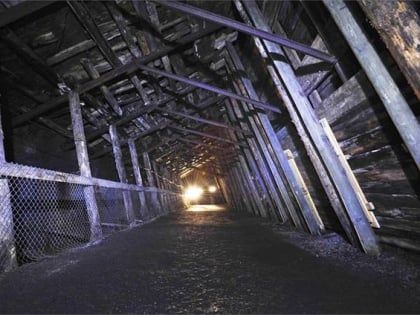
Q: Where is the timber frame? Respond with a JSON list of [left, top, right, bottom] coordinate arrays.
[[1, 0, 420, 270]]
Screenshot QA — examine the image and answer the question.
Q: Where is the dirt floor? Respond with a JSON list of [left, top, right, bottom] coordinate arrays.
[[1, 205, 420, 314]]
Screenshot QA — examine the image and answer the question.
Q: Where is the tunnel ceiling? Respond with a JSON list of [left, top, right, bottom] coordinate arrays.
[[0, 0, 246, 177], [0, 0, 287, 177]]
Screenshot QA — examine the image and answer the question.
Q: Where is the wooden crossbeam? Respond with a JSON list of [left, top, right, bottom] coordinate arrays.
[[11, 23, 221, 127]]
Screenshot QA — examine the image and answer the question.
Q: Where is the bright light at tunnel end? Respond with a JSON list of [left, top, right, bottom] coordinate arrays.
[[184, 186, 203, 201], [208, 185, 217, 193]]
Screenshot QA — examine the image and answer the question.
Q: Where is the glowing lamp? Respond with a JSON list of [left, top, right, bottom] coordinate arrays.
[[184, 186, 203, 201], [208, 185, 217, 193]]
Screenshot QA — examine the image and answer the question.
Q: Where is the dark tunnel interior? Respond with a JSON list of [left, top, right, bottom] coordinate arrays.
[[0, 0, 419, 313]]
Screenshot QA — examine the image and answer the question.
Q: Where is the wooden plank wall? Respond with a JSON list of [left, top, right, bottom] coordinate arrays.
[[257, 1, 420, 251]]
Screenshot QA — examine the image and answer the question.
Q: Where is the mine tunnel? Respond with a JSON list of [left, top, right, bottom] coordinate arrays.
[[0, 0, 420, 313]]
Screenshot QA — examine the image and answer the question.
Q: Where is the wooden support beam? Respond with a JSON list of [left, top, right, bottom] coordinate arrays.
[[90, 121, 169, 160], [169, 125, 244, 147], [154, 0, 336, 63], [128, 139, 147, 218], [47, 40, 96, 66], [324, 0, 420, 171], [239, 0, 379, 254], [109, 124, 135, 224], [143, 151, 161, 216], [284, 150, 325, 230], [0, 99, 18, 272], [224, 100, 280, 221], [135, 63, 282, 114], [358, 0, 420, 101], [226, 42, 323, 235], [152, 161, 166, 213], [11, 22, 221, 127], [68, 1, 150, 104], [80, 58, 123, 116], [156, 107, 247, 135], [68, 91, 102, 242], [320, 119, 379, 228]]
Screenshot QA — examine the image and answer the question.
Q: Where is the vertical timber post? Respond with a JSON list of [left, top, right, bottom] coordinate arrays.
[[152, 161, 165, 213], [239, 0, 379, 254], [127, 139, 147, 220], [68, 91, 102, 242], [109, 124, 135, 225], [0, 100, 17, 272], [143, 151, 161, 216]]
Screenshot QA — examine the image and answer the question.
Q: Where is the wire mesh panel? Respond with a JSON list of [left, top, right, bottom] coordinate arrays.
[[129, 190, 141, 221], [95, 186, 128, 235], [1, 176, 90, 265]]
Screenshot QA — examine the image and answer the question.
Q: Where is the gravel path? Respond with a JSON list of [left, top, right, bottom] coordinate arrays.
[[0, 205, 419, 314]]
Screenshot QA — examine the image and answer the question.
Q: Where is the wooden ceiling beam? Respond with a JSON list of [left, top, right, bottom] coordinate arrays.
[[11, 22, 221, 127]]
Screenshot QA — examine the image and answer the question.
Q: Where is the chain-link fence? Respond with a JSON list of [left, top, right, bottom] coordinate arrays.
[[0, 172, 182, 273], [1, 176, 90, 267]]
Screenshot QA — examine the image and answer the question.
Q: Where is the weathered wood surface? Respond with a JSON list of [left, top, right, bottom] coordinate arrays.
[[69, 91, 102, 241], [240, 0, 379, 253], [359, 0, 420, 101], [324, 0, 420, 170], [317, 68, 420, 251]]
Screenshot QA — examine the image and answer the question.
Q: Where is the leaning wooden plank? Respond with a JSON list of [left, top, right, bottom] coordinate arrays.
[[239, 0, 379, 254], [320, 118, 380, 228], [285, 150, 325, 230], [324, 0, 420, 170]]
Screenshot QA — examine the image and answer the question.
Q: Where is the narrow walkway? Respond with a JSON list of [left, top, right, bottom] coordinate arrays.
[[1, 205, 419, 314]]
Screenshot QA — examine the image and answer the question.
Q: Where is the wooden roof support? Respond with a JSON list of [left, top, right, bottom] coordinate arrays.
[[80, 59, 123, 116], [63, 85, 198, 151], [324, 0, 420, 171], [358, 0, 420, 101], [109, 124, 135, 224], [68, 91, 102, 242], [11, 22, 221, 127], [154, 0, 336, 63], [169, 125, 245, 147], [240, 0, 379, 254], [135, 63, 282, 113], [90, 121, 169, 159], [0, 96, 18, 272], [155, 107, 248, 135], [226, 42, 324, 235], [67, 1, 150, 105]]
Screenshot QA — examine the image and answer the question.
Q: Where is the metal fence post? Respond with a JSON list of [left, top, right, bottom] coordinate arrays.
[[68, 91, 102, 242]]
